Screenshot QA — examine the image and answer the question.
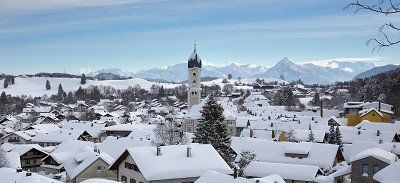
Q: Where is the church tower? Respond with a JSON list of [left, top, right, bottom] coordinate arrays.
[[187, 44, 202, 109]]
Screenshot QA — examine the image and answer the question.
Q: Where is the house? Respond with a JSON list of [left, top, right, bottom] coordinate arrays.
[[41, 139, 95, 174], [1, 143, 48, 172], [63, 146, 116, 183], [342, 140, 400, 164], [109, 144, 233, 183], [338, 126, 398, 144], [344, 102, 393, 126], [243, 91, 270, 108], [100, 124, 136, 141], [350, 148, 397, 183], [231, 138, 343, 182], [373, 160, 400, 183]]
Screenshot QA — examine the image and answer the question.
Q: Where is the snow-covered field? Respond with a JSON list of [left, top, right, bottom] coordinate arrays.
[[0, 77, 180, 97], [0, 76, 288, 97]]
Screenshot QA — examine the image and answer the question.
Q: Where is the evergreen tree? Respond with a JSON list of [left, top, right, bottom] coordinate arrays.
[[193, 95, 231, 161], [310, 92, 320, 106], [10, 76, 15, 85], [307, 130, 315, 142], [65, 92, 75, 104], [75, 86, 86, 100], [45, 80, 51, 90], [335, 126, 343, 151], [81, 73, 86, 85], [327, 125, 336, 144], [3, 78, 8, 88], [90, 86, 102, 102], [0, 92, 6, 102], [57, 84, 65, 101]]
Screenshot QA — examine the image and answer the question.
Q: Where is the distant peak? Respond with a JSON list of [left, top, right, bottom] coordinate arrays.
[[277, 57, 295, 65]]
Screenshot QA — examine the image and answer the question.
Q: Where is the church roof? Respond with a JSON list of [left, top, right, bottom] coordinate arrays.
[[188, 47, 202, 68]]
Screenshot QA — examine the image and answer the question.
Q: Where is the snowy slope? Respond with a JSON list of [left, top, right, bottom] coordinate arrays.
[[0, 77, 180, 97]]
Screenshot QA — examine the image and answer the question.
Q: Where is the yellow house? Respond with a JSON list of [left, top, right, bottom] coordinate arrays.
[[346, 108, 391, 126]]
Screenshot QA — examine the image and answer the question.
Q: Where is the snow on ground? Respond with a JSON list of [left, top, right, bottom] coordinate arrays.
[[0, 77, 181, 97]]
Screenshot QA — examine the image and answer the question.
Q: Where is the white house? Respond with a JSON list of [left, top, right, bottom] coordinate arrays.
[[109, 144, 233, 183]]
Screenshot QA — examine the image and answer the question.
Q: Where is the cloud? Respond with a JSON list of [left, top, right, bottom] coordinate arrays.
[[0, 0, 151, 13], [79, 67, 92, 74], [299, 57, 384, 67]]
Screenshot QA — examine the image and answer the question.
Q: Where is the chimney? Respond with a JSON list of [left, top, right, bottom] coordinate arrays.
[[156, 146, 161, 156], [271, 123, 274, 128], [377, 130, 381, 136], [186, 146, 192, 157], [358, 130, 361, 135], [272, 130, 275, 138], [378, 100, 381, 112], [250, 129, 254, 138], [16, 168, 22, 173], [320, 100, 323, 118]]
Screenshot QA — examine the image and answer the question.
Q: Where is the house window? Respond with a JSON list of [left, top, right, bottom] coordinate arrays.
[[362, 164, 369, 176], [97, 165, 102, 171], [124, 162, 129, 169], [121, 175, 127, 183], [373, 165, 380, 174], [130, 179, 136, 183]]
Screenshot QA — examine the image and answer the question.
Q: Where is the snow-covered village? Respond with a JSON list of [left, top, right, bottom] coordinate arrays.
[[1, 1, 400, 183]]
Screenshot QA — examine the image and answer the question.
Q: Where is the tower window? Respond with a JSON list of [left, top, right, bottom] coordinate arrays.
[[193, 80, 196, 83], [193, 73, 196, 76]]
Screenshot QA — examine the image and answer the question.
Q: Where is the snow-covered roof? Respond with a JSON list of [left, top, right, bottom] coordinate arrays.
[[351, 148, 397, 164], [0, 168, 63, 183], [373, 161, 400, 183], [101, 124, 136, 132], [358, 108, 383, 117], [344, 102, 393, 114], [355, 121, 400, 133], [62, 146, 114, 180], [1, 143, 46, 156], [339, 126, 396, 144], [231, 138, 339, 168], [244, 161, 320, 182], [113, 144, 233, 181], [98, 136, 152, 159], [342, 140, 396, 163]]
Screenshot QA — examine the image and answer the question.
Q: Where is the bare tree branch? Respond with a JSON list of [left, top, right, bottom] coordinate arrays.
[[345, 0, 400, 52]]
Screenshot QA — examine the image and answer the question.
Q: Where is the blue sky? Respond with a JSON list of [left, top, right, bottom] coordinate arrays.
[[0, 0, 399, 74]]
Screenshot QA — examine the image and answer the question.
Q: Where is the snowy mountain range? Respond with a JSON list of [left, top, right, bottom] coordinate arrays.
[[353, 64, 399, 80], [87, 57, 376, 84]]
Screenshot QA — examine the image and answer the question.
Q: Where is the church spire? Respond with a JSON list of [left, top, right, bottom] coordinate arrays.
[[194, 39, 197, 52]]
